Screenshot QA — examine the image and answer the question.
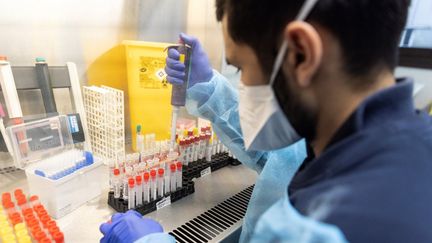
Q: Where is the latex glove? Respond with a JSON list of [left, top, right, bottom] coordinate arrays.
[[100, 210, 163, 243], [165, 33, 213, 88]]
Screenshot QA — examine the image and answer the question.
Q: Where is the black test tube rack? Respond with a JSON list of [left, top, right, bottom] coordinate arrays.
[[108, 152, 241, 215]]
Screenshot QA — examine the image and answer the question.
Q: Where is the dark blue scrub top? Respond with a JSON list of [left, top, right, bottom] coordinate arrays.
[[289, 78, 432, 243]]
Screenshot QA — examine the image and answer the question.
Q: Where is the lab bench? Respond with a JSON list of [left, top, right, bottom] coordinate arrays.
[[0, 160, 257, 243]]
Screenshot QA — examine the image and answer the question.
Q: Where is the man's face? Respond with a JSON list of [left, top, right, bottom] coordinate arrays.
[[221, 14, 319, 141]]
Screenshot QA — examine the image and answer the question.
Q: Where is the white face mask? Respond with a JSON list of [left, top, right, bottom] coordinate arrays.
[[238, 0, 319, 151]]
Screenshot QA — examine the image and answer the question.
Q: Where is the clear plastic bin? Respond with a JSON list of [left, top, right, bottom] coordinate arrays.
[[6, 115, 103, 218]]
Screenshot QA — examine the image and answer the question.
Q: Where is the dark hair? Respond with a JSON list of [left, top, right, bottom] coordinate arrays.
[[216, 0, 410, 85]]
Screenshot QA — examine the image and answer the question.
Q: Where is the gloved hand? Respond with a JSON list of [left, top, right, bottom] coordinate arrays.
[[165, 33, 213, 88], [100, 210, 163, 243]]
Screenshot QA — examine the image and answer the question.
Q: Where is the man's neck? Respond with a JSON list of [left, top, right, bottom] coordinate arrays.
[[311, 72, 396, 156]]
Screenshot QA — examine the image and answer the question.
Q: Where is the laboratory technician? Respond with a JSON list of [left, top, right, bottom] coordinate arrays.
[[100, 0, 432, 242]]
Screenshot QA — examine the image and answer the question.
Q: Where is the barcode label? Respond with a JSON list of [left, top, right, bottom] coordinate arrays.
[[156, 196, 171, 210], [200, 167, 211, 177]]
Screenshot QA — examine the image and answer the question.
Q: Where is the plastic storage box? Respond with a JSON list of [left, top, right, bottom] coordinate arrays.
[[6, 115, 104, 219]]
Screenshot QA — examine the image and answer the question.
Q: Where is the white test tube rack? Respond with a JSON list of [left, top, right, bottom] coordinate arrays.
[[83, 85, 125, 163]]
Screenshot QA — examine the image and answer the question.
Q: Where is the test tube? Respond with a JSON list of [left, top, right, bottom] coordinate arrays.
[[122, 173, 129, 201], [206, 136, 213, 162], [212, 135, 217, 156], [150, 169, 157, 201], [164, 167, 171, 196], [179, 139, 186, 164], [176, 162, 182, 189], [17, 197, 29, 211], [157, 168, 165, 198], [113, 169, 121, 199], [185, 138, 191, 166], [193, 136, 199, 162], [135, 175, 143, 206], [128, 178, 135, 210], [29, 195, 41, 208], [143, 172, 150, 203], [200, 134, 207, 160], [170, 164, 177, 192]]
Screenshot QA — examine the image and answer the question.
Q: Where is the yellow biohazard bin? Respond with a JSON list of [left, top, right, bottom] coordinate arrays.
[[123, 40, 174, 151]]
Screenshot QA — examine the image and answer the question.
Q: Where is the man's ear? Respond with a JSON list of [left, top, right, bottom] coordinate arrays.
[[283, 21, 323, 88]]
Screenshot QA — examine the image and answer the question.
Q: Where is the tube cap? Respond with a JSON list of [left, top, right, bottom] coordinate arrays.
[[170, 164, 176, 172], [35, 57, 46, 63], [48, 225, 60, 234], [29, 195, 39, 202], [176, 162, 182, 170], [143, 172, 150, 182], [113, 168, 120, 176], [14, 189, 24, 197], [46, 220, 57, 228], [40, 215, 51, 226], [150, 169, 156, 178], [193, 128, 199, 136], [128, 178, 135, 188], [40, 237, 51, 243], [158, 168, 164, 176], [17, 197, 27, 206], [27, 218, 39, 228], [53, 231, 64, 243], [135, 175, 142, 185], [34, 230, 46, 241], [30, 224, 41, 234]]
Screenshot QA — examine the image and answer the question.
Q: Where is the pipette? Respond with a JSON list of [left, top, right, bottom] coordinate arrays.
[[167, 41, 192, 151]]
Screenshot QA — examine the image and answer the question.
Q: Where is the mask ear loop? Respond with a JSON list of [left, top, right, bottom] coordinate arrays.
[[268, 0, 320, 87]]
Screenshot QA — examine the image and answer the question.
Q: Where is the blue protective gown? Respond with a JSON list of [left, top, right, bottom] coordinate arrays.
[[136, 71, 346, 243]]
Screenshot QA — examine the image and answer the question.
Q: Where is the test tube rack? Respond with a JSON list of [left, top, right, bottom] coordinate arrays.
[[107, 152, 240, 215], [182, 152, 241, 180], [1, 189, 65, 243], [107, 178, 195, 214], [83, 85, 125, 162]]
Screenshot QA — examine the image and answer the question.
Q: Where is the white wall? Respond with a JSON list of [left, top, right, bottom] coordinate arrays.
[[186, 0, 224, 71]]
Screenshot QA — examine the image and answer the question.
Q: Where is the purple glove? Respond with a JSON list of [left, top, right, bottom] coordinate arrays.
[[165, 33, 213, 88], [100, 210, 163, 243]]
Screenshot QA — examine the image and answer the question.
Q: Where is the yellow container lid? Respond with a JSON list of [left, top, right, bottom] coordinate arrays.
[[14, 223, 26, 232], [0, 214, 8, 222], [0, 221, 10, 231], [1, 232, 15, 242], [0, 226, 13, 236], [15, 229, 28, 238], [18, 235, 31, 243], [193, 128, 199, 136]]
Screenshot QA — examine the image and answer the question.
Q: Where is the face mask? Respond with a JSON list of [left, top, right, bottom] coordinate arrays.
[[238, 0, 319, 151]]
